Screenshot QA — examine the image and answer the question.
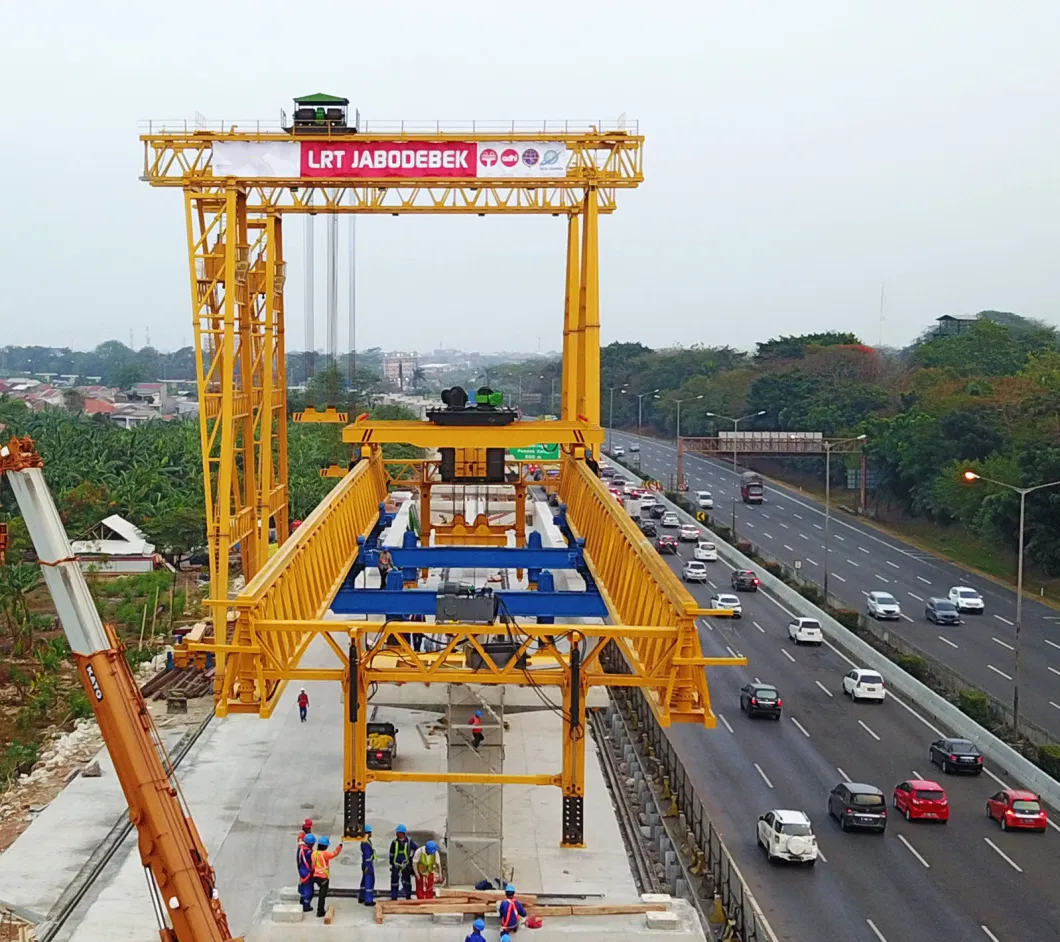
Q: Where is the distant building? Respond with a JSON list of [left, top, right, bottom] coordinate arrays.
[[383, 353, 418, 389], [71, 515, 158, 575], [936, 314, 979, 337]]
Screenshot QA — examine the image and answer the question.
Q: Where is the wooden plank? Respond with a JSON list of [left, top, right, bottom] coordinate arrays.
[[569, 904, 667, 915], [439, 889, 539, 904]]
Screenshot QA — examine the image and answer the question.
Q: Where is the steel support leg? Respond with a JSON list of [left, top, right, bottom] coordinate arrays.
[[561, 641, 587, 847], [561, 213, 580, 422], [344, 639, 369, 839]]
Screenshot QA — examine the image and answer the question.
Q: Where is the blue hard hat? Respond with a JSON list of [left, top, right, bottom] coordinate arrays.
[[364, 824, 372, 834], [304, 833, 316, 846], [475, 710, 483, 717], [318, 836, 330, 848], [396, 824, 407, 834], [473, 919, 486, 931], [426, 840, 437, 854], [501, 935, 511, 942], [505, 883, 516, 895]]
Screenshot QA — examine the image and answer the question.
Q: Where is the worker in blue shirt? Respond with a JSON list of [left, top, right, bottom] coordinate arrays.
[[498, 884, 527, 933], [358, 824, 376, 906], [296, 833, 316, 912], [465, 917, 488, 942], [389, 824, 417, 899]]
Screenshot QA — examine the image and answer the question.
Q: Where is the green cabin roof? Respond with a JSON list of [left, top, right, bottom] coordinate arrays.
[[294, 93, 349, 105]]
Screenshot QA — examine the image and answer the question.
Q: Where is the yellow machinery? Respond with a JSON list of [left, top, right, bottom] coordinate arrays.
[[140, 103, 743, 844]]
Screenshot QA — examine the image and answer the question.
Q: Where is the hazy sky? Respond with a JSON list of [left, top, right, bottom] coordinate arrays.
[[2, 2, 1058, 355]]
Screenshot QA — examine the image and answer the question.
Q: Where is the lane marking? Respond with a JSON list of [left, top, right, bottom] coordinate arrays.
[[799, 533, 809, 541], [753, 620, 766, 634], [858, 719, 881, 741], [983, 837, 1023, 872], [900, 614, 915, 623], [763, 532, 774, 539], [1049, 667, 1060, 677], [874, 574, 890, 583], [938, 635, 958, 648], [994, 614, 1014, 626], [793, 513, 804, 520], [790, 716, 811, 738], [815, 681, 834, 698], [718, 713, 734, 734], [911, 770, 923, 779], [779, 522, 789, 529], [836, 766, 850, 781], [806, 557, 819, 566], [761, 513, 770, 519], [746, 522, 756, 529], [754, 677, 762, 684], [861, 590, 870, 597], [988, 665, 1013, 680], [846, 558, 860, 567], [830, 572, 847, 583], [897, 833, 930, 868], [753, 763, 774, 788], [784, 544, 795, 552], [992, 637, 1014, 651], [1046, 639, 1060, 651], [726, 645, 740, 658], [982, 927, 1001, 942], [781, 649, 796, 663], [816, 848, 828, 863], [886, 561, 900, 570], [908, 591, 924, 601], [917, 576, 932, 585], [834, 534, 846, 541], [858, 546, 870, 554], [866, 919, 887, 942], [1050, 701, 1060, 710], [813, 523, 823, 530]]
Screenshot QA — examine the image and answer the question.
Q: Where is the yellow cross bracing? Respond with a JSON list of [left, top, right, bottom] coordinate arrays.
[[142, 112, 742, 841]]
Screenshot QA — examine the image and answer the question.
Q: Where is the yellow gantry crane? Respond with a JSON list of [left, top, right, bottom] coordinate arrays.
[[140, 99, 743, 844]]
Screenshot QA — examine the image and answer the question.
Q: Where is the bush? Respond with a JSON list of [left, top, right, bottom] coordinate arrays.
[[957, 689, 995, 727], [893, 653, 931, 683], [736, 540, 754, 555], [68, 687, 94, 720], [798, 584, 822, 605], [831, 609, 861, 633], [1, 741, 38, 782], [762, 560, 785, 578], [1038, 744, 1060, 779]]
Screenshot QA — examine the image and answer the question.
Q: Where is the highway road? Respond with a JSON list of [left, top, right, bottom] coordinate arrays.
[[608, 429, 1060, 739], [632, 502, 1060, 942]]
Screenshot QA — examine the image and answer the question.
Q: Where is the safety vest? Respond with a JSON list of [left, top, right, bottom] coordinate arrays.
[[313, 847, 338, 879], [501, 898, 520, 929], [416, 850, 438, 874], [392, 839, 411, 866]]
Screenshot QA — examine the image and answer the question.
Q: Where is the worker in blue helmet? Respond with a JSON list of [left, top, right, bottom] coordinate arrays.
[[498, 884, 526, 933], [466, 917, 487, 942], [389, 824, 417, 900], [469, 710, 484, 750], [358, 824, 376, 906], [412, 838, 441, 898], [296, 833, 316, 912], [311, 835, 343, 918]]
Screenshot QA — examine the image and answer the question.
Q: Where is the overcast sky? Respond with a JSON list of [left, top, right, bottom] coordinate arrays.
[[2, 2, 1058, 355]]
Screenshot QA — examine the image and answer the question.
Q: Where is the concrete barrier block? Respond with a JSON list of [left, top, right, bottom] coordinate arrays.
[[271, 903, 305, 923], [645, 911, 680, 931], [278, 887, 300, 902], [640, 893, 673, 906], [432, 913, 464, 925]]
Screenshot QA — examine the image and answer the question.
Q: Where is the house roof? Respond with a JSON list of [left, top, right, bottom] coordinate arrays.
[[71, 514, 154, 557], [83, 399, 117, 415]]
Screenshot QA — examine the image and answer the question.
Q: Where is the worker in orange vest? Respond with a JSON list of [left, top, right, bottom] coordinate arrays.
[[311, 835, 343, 918]]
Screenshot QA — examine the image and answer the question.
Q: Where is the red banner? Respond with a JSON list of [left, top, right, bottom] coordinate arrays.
[[301, 141, 478, 178]]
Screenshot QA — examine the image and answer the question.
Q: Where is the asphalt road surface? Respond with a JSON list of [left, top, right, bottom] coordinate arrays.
[[608, 430, 1060, 740], [621, 486, 1060, 942]]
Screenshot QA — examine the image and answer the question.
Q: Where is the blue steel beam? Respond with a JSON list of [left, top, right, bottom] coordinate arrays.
[[362, 545, 583, 570], [330, 588, 609, 618]]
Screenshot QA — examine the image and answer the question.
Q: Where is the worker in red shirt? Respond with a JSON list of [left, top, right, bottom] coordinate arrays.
[[297, 687, 309, 722], [468, 710, 484, 750]]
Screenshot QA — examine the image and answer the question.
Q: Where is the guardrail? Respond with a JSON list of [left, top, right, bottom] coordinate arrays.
[[612, 467, 1060, 814]]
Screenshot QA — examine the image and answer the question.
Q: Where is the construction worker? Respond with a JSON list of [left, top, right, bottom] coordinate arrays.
[[469, 710, 484, 750], [378, 548, 393, 588], [358, 825, 376, 906], [465, 918, 487, 942], [388, 824, 417, 899], [297, 688, 309, 722], [411, 839, 441, 899], [498, 884, 526, 933], [296, 833, 316, 912], [311, 835, 343, 918], [297, 818, 313, 847]]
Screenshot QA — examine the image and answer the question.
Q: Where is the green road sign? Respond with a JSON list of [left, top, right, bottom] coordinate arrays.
[[510, 443, 560, 461]]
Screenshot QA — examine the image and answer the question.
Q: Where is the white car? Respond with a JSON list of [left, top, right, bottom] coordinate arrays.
[[788, 618, 823, 645], [629, 442, 640, 453], [682, 560, 709, 583], [709, 593, 742, 618], [679, 524, 700, 542], [948, 586, 985, 614], [694, 540, 718, 562], [612, 446, 625, 457], [756, 810, 818, 865], [866, 591, 901, 620], [842, 669, 886, 702], [623, 481, 640, 496], [640, 494, 656, 510], [661, 512, 679, 528], [696, 490, 714, 510]]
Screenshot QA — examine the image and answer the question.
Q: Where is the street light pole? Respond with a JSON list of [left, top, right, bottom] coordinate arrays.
[[607, 385, 626, 451], [635, 389, 660, 469], [705, 410, 766, 540], [673, 395, 703, 489], [823, 435, 866, 600], [963, 470, 1060, 732]]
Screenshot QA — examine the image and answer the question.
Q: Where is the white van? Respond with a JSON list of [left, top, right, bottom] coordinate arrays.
[[696, 491, 714, 509]]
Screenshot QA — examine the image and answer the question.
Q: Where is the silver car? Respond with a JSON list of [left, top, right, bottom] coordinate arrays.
[[682, 560, 709, 583]]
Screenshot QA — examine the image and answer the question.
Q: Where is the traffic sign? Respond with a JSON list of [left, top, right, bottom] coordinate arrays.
[[510, 443, 560, 461], [695, 511, 708, 523]]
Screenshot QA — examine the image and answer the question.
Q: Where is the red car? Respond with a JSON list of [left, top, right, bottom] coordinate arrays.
[[987, 789, 1049, 832], [892, 779, 949, 822], [655, 534, 679, 555]]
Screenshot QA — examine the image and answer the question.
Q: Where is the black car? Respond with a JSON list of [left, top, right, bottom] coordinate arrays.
[[731, 569, 760, 592], [740, 683, 782, 719], [929, 737, 984, 774], [925, 598, 960, 625], [639, 519, 658, 537], [655, 535, 679, 555], [828, 782, 887, 832], [649, 503, 666, 520]]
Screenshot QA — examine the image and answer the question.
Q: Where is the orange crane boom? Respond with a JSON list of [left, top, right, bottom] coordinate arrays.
[[0, 436, 239, 942]]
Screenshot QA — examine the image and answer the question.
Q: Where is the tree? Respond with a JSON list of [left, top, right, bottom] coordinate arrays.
[[754, 332, 861, 361], [61, 388, 86, 413]]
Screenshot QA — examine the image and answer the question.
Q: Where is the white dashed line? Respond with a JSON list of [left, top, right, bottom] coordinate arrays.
[[763, 532, 773, 539], [981, 927, 1001, 942], [992, 637, 1014, 651], [836, 766, 850, 781], [799, 533, 809, 541], [761, 513, 770, 519], [908, 592, 924, 601], [813, 523, 823, 530], [793, 513, 803, 520], [983, 837, 1022, 872], [834, 534, 845, 541], [1051, 701, 1060, 711], [917, 576, 932, 585], [779, 522, 789, 529], [938, 636, 958, 648], [866, 919, 888, 942], [815, 681, 834, 697], [781, 649, 796, 663], [874, 574, 890, 583], [746, 522, 756, 529], [886, 561, 900, 570], [858, 719, 881, 741], [1046, 639, 1060, 651], [718, 713, 734, 734], [993, 614, 1014, 626], [988, 665, 1013, 681], [911, 770, 923, 780], [790, 717, 811, 738], [754, 763, 774, 788], [726, 645, 740, 659], [901, 614, 914, 623], [846, 559, 860, 567], [830, 572, 847, 583], [1049, 667, 1060, 677], [858, 546, 870, 554], [753, 620, 765, 634], [897, 834, 930, 868], [806, 557, 819, 566], [861, 590, 870, 597]]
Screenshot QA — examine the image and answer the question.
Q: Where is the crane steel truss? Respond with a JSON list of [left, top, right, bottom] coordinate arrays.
[[143, 117, 743, 844]]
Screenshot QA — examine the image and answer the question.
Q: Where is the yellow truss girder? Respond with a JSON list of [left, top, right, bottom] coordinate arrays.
[[343, 418, 603, 450]]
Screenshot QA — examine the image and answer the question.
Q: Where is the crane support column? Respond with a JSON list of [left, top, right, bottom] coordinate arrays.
[[577, 187, 601, 425], [561, 213, 580, 422], [344, 639, 369, 839], [561, 640, 587, 847]]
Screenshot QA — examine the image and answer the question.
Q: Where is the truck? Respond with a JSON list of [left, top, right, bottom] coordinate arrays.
[[367, 721, 398, 770], [740, 471, 764, 504], [622, 495, 641, 519]]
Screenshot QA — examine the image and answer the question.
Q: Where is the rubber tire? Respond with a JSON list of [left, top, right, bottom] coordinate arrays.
[[774, 713, 781, 721], [1001, 817, 1008, 831], [942, 759, 951, 774], [893, 795, 899, 808], [839, 815, 849, 832], [807, 858, 817, 867], [905, 808, 911, 822]]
